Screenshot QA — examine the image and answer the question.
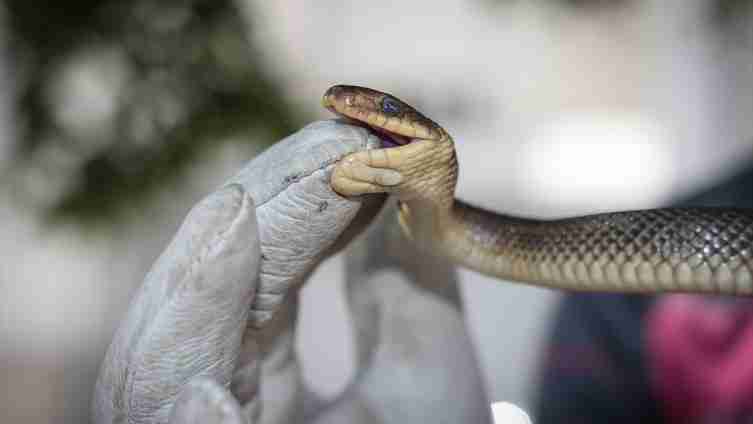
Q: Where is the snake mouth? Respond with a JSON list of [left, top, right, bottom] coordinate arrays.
[[327, 112, 414, 149], [332, 115, 411, 148], [371, 126, 410, 148]]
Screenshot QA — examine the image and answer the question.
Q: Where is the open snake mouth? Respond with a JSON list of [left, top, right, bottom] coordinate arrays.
[[326, 114, 411, 148], [352, 118, 411, 148]]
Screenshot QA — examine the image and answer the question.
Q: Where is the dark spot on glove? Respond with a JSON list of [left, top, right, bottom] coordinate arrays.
[[283, 173, 301, 184]]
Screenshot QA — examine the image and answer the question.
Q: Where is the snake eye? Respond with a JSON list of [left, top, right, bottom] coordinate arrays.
[[381, 97, 401, 115]]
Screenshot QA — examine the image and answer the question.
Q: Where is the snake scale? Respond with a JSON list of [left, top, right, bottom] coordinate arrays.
[[324, 85, 753, 296]]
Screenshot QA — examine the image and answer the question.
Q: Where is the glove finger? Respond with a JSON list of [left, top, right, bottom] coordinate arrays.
[[93, 184, 260, 424], [226, 120, 385, 328]]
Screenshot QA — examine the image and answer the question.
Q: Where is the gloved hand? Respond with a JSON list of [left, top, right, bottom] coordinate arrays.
[[92, 120, 388, 424]]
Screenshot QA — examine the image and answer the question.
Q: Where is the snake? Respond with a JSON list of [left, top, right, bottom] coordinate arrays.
[[323, 84, 753, 295]]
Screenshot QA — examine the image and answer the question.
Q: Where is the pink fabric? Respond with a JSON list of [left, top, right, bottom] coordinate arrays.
[[646, 295, 753, 423]]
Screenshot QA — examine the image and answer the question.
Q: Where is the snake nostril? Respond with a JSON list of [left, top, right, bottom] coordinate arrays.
[[321, 94, 332, 109]]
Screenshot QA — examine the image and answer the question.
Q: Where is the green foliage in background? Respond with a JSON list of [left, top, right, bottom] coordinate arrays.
[[4, 0, 305, 221]]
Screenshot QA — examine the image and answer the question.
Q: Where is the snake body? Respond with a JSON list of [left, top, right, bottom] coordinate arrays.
[[324, 85, 753, 295]]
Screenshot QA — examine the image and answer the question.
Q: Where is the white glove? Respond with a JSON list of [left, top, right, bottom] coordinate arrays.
[[92, 120, 386, 424]]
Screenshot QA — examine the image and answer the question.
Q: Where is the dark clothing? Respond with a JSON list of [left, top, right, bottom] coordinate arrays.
[[533, 163, 753, 424]]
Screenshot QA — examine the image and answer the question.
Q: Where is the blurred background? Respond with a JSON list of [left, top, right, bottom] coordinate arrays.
[[0, 0, 751, 422]]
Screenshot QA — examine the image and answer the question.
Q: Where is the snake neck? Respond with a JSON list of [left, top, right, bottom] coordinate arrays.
[[397, 136, 458, 248]]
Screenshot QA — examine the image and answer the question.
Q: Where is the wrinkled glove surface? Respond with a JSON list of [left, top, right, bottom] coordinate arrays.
[[92, 120, 385, 424]]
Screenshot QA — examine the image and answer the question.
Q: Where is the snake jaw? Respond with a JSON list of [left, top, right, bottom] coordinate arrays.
[[328, 112, 411, 148], [324, 113, 410, 148], [371, 126, 411, 148]]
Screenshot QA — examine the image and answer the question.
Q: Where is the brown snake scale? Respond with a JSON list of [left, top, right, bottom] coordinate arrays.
[[453, 203, 753, 294]]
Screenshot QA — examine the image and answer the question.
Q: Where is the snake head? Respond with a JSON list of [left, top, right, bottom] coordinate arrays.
[[322, 85, 448, 147]]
